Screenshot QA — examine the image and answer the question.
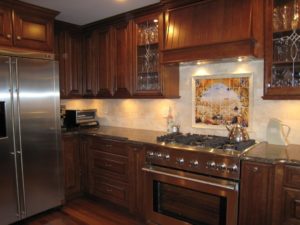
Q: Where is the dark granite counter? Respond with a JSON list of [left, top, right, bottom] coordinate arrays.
[[75, 126, 166, 145], [242, 142, 300, 165], [62, 126, 300, 165]]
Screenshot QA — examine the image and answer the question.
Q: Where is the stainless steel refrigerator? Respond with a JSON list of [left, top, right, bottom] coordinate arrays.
[[0, 51, 63, 225]]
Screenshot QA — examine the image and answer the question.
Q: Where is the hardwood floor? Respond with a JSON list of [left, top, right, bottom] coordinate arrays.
[[17, 198, 144, 225]]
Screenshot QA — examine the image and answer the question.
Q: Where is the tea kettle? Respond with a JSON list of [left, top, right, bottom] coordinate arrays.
[[226, 116, 249, 142]]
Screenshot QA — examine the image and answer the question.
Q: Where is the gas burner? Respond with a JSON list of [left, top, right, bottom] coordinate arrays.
[[157, 133, 256, 152]]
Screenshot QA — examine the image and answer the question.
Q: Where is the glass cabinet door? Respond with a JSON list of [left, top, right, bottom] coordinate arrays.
[[133, 13, 163, 96], [265, 0, 300, 99]]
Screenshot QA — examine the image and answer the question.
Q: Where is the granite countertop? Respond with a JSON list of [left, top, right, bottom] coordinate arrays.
[[63, 126, 300, 165], [242, 141, 300, 165], [72, 126, 166, 145]]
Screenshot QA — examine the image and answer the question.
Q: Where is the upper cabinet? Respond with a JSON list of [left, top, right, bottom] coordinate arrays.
[[162, 0, 264, 63], [82, 14, 179, 99], [264, 0, 300, 99], [55, 23, 83, 99], [83, 21, 133, 98], [83, 27, 114, 98], [0, 4, 13, 47], [0, 1, 58, 52]]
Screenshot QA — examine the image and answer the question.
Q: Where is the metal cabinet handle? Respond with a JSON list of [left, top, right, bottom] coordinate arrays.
[[17, 36, 22, 40], [6, 34, 12, 39]]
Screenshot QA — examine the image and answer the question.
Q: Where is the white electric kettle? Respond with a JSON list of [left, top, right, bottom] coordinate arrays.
[[266, 118, 291, 146]]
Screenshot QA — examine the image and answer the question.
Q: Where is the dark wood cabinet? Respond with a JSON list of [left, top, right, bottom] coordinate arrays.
[[82, 136, 144, 214], [0, 4, 12, 47], [55, 27, 83, 98], [239, 161, 274, 225], [263, 0, 300, 99], [62, 135, 81, 200], [162, 0, 264, 63], [83, 27, 114, 97], [83, 21, 132, 98], [111, 21, 133, 98], [87, 137, 130, 208], [0, 1, 58, 52], [132, 12, 179, 98]]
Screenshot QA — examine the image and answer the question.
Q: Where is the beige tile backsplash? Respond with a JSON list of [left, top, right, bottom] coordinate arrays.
[[61, 60, 300, 144]]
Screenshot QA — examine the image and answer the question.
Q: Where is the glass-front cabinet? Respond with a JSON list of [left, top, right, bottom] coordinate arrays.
[[132, 13, 163, 97], [264, 0, 300, 99]]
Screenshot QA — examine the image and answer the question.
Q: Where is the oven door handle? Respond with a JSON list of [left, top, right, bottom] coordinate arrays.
[[142, 166, 238, 191]]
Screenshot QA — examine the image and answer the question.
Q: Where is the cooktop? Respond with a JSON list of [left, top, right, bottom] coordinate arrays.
[[157, 133, 256, 151]]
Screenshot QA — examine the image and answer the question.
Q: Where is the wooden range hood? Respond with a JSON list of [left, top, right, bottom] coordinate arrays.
[[160, 0, 265, 64]]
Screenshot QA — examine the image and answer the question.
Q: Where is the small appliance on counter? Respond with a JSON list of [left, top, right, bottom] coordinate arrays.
[[266, 118, 290, 145], [64, 109, 99, 130]]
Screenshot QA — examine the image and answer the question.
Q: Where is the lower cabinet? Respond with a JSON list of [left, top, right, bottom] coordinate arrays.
[[83, 136, 144, 214], [62, 134, 81, 200], [281, 166, 300, 225], [239, 161, 274, 225]]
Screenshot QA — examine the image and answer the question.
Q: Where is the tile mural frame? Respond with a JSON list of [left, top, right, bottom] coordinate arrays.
[[192, 73, 253, 130]]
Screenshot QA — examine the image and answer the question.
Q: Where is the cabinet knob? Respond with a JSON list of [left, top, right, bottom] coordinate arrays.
[[17, 36, 22, 40], [6, 34, 12, 39]]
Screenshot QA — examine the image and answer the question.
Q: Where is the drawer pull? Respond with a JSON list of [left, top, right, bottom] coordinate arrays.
[[106, 188, 112, 192], [17, 36, 22, 40], [105, 163, 112, 167], [106, 144, 112, 148], [6, 34, 12, 39]]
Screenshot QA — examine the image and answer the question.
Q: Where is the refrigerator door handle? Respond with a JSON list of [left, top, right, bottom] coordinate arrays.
[[9, 57, 22, 219], [15, 59, 27, 218]]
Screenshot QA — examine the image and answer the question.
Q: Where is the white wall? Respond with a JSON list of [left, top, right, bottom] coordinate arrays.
[[61, 60, 300, 144]]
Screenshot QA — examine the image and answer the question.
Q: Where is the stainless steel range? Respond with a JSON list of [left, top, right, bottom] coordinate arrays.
[[142, 133, 257, 225]]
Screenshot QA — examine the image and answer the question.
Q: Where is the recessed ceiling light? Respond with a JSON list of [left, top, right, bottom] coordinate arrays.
[[153, 19, 159, 23]]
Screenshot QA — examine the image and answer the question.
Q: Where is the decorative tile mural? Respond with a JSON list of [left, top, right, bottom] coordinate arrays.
[[193, 75, 250, 128]]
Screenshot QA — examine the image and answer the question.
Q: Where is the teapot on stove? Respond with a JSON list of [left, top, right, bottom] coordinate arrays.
[[226, 115, 249, 142]]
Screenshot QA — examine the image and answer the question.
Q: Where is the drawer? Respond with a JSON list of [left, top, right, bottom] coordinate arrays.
[[284, 166, 300, 189], [89, 137, 128, 157], [282, 188, 300, 225], [93, 176, 129, 207], [90, 151, 128, 181]]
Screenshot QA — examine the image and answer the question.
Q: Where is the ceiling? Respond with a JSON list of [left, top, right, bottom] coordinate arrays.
[[21, 0, 160, 25]]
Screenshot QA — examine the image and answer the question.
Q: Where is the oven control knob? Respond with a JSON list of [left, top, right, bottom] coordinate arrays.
[[176, 158, 185, 165], [228, 164, 238, 172], [147, 151, 154, 157], [157, 153, 162, 158], [190, 160, 199, 167], [206, 161, 216, 168], [219, 163, 227, 170], [164, 154, 170, 160]]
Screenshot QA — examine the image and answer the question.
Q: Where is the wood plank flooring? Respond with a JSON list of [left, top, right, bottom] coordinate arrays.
[[17, 198, 144, 225]]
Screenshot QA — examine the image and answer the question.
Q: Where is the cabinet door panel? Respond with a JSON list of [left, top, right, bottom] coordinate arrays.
[[13, 11, 53, 51], [112, 22, 132, 97], [62, 135, 81, 200], [58, 31, 82, 98], [84, 28, 114, 97], [0, 5, 12, 47], [239, 161, 274, 225], [283, 188, 300, 225]]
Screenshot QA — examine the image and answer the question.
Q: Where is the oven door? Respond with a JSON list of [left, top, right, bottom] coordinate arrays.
[[142, 165, 239, 225]]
